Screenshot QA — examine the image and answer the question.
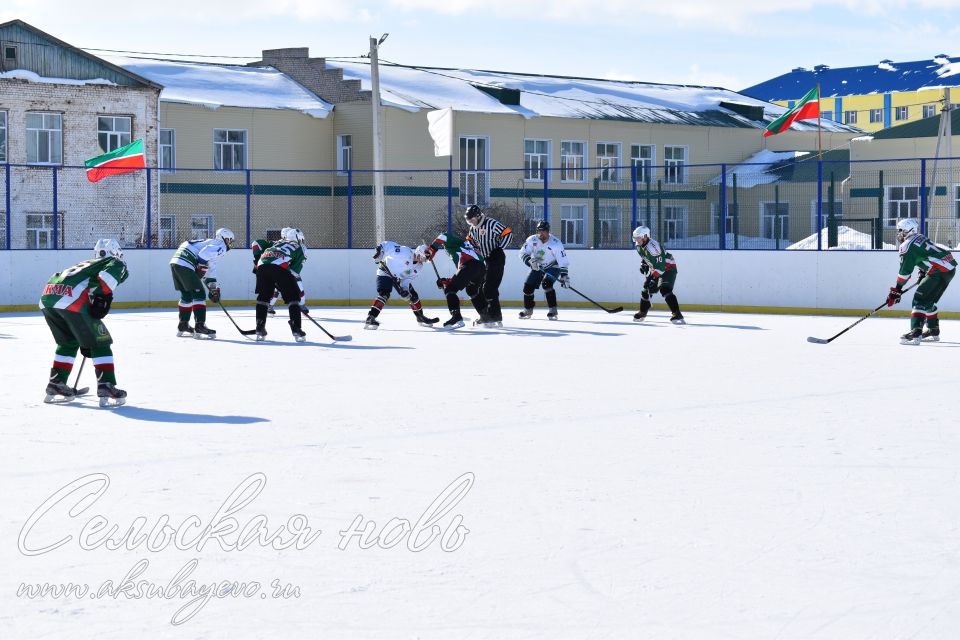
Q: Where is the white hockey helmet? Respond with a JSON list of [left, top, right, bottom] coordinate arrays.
[[215, 227, 235, 249], [93, 238, 123, 260], [896, 218, 919, 243], [413, 244, 429, 263], [632, 225, 651, 243], [283, 227, 305, 243]]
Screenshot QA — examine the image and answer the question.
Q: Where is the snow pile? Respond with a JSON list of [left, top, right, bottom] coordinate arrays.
[[786, 225, 894, 250], [710, 149, 810, 187], [0, 69, 116, 86]]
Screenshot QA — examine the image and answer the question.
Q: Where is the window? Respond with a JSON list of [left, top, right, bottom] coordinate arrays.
[[97, 116, 131, 153], [560, 141, 585, 182], [214, 129, 246, 170], [712, 203, 737, 235], [191, 215, 213, 240], [869, 109, 883, 124], [596, 142, 620, 182], [337, 134, 352, 174], [524, 139, 550, 181], [630, 144, 655, 184], [158, 215, 176, 248], [597, 204, 622, 247], [821, 110, 833, 122], [26, 112, 62, 164], [159, 129, 175, 172], [0, 110, 6, 162], [662, 206, 688, 241], [844, 110, 857, 125], [887, 186, 919, 227], [664, 146, 687, 185], [459, 136, 488, 206], [560, 204, 586, 247], [895, 106, 909, 121], [2, 43, 17, 70], [811, 200, 843, 232], [26, 213, 59, 249], [761, 202, 790, 241], [523, 203, 545, 236], [924, 104, 937, 119]]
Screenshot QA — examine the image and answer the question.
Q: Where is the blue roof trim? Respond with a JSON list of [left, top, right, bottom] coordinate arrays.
[[743, 56, 960, 100]]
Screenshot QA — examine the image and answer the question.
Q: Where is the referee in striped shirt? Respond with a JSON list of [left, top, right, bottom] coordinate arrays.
[[465, 204, 512, 325]]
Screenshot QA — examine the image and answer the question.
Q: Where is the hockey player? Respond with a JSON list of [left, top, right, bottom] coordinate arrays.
[[518, 220, 570, 320], [254, 227, 309, 341], [169, 227, 235, 338], [40, 238, 129, 406], [364, 241, 439, 329], [251, 234, 284, 314], [423, 231, 487, 329], [886, 217, 957, 344], [632, 225, 685, 324]]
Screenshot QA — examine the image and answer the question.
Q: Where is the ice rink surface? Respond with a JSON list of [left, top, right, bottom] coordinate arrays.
[[2, 305, 959, 639]]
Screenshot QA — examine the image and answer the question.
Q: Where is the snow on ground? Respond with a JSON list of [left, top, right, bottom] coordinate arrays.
[[2, 306, 960, 639]]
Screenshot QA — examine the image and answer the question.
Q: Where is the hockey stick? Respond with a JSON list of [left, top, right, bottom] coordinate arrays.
[[71, 355, 90, 396], [378, 261, 410, 299], [807, 279, 922, 344], [565, 285, 623, 314], [301, 310, 353, 342], [217, 301, 259, 336]]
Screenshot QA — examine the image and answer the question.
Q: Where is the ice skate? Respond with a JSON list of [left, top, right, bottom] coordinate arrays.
[[364, 315, 380, 330], [255, 322, 267, 342], [97, 382, 127, 407], [193, 322, 216, 339], [289, 320, 307, 342], [633, 310, 647, 322], [443, 314, 464, 329], [483, 320, 503, 328], [547, 307, 558, 320], [519, 308, 533, 319], [922, 328, 940, 342], [44, 382, 76, 404], [900, 328, 922, 345], [414, 311, 439, 327], [670, 313, 686, 325], [176, 321, 194, 337]]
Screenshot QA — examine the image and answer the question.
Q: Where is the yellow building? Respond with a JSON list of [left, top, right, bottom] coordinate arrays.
[[743, 56, 960, 133]]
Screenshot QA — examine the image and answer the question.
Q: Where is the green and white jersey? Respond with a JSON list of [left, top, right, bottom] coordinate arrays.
[[39, 256, 129, 312], [256, 240, 308, 276], [170, 238, 229, 283], [634, 238, 677, 277], [897, 234, 957, 286], [251, 238, 273, 266], [428, 232, 481, 269]]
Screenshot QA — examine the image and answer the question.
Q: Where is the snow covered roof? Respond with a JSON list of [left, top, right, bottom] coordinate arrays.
[[787, 226, 894, 250], [106, 56, 333, 119], [743, 55, 960, 100], [709, 148, 850, 186], [324, 60, 857, 132], [0, 69, 118, 86]]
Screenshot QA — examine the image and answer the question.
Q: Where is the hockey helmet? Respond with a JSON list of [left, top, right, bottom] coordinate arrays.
[[215, 227, 235, 249], [536, 220, 550, 232], [632, 225, 651, 243], [896, 218, 919, 243], [464, 204, 483, 223], [283, 227, 305, 243], [93, 238, 123, 261], [413, 244, 429, 263]]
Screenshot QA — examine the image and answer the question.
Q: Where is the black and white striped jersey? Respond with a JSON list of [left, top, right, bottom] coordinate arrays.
[[466, 216, 513, 257]]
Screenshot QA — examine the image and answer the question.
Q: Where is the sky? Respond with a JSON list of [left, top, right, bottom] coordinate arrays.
[[5, 1, 960, 93]]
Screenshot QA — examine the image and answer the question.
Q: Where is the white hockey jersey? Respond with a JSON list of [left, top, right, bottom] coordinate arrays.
[[169, 238, 229, 281], [375, 241, 424, 286], [518, 234, 570, 269]]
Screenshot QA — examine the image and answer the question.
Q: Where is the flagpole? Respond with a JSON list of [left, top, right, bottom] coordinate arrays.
[[817, 83, 822, 159]]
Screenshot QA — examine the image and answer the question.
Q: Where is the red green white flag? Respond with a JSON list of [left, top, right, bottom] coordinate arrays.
[[763, 86, 820, 137], [85, 139, 145, 182]]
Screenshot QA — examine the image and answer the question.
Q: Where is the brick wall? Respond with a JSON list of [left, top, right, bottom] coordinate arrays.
[[258, 48, 369, 104]]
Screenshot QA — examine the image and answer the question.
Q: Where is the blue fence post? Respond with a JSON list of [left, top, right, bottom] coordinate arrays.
[[630, 164, 638, 232], [4, 163, 10, 250], [816, 160, 823, 251], [719, 163, 727, 249], [245, 169, 252, 248], [145, 167, 152, 248], [347, 168, 353, 249], [52, 166, 58, 249], [446, 161, 453, 234], [543, 164, 549, 224], [920, 158, 928, 233]]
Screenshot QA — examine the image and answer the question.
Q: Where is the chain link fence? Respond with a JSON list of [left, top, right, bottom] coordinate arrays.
[[2, 158, 959, 251]]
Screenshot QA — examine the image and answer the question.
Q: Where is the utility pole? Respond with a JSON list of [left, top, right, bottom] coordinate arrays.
[[370, 34, 388, 244]]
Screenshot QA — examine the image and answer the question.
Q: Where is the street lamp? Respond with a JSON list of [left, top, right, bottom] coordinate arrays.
[[370, 34, 388, 244]]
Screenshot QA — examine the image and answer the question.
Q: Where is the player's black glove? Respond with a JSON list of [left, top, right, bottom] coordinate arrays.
[[436, 277, 451, 290], [640, 261, 650, 275], [918, 270, 928, 281], [886, 286, 902, 307], [79, 347, 92, 358], [397, 285, 410, 298], [208, 287, 221, 303], [644, 276, 659, 295], [89, 293, 113, 319]]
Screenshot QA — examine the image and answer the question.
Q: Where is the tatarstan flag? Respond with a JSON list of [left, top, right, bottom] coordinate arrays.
[[763, 86, 820, 137], [85, 139, 145, 182]]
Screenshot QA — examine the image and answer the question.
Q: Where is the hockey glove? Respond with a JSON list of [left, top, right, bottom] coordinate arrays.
[[529, 258, 543, 271], [886, 286, 902, 307], [299, 302, 310, 314], [639, 261, 650, 275], [79, 347, 92, 358], [918, 270, 928, 281], [397, 285, 410, 299], [424, 246, 437, 261], [372, 243, 384, 262], [89, 293, 113, 319], [645, 276, 660, 295], [558, 270, 570, 288], [208, 287, 221, 303], [436, 277, 451, 290], [196, 263, 209, 277]]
